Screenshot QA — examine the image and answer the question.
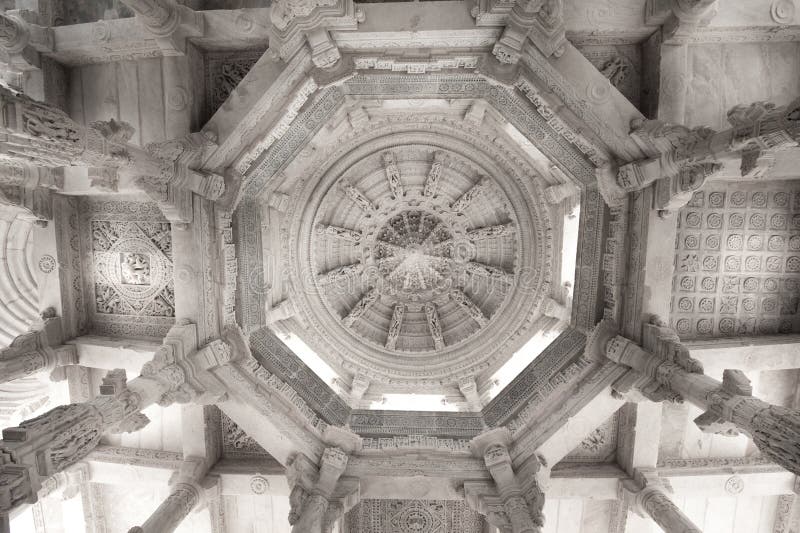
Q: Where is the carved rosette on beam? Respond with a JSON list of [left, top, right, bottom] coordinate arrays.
[[0, 323, 230, 516], [268, 0, 363, 70], [614, 98, 800, 215], [588, 318, 800, 476]]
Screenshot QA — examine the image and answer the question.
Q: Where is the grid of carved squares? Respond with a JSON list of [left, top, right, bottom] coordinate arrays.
[[671, 184, 800, 339]]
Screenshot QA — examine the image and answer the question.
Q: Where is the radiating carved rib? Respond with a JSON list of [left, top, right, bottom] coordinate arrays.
[[382, 151, 403, 199], [423, 151, 447, 197], [450, 289, 488, 327], [318, 263, 363, 285], [316, 224, 362, 243], [385, 304, 405, 350], [467, 223, 515, 241], [451, 178, 489, 212], [464, 261, 513, 285], [376, 241, 406, 256], [343, 288, 379, 327], [339, 179, 375, 212], [424, 303, 445, 350], [421, 221, 448, 246]]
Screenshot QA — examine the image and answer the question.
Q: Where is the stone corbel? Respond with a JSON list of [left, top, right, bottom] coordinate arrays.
[[458, 377, 484, 412], [663, 0, 718, 42], [268, 0, 363, 71], [475, 0, 566, 65], [349, 373, 370, 403]]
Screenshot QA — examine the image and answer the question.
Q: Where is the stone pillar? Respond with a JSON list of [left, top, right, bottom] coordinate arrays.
[[287, 447, 350, 533], [614, 98, 800, 212], [128, 483, 200, 533], [470, 429, 543, 533], [0, 315, 76, 385], [0, 324, 230, 515], [127, 458, 207, 533], [0, 88, 223, 225], [589, 318, 800, 476], [623, 470, 702, 533]]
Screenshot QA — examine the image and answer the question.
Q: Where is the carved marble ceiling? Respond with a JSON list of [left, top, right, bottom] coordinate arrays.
[[232, 82, 589, 393]]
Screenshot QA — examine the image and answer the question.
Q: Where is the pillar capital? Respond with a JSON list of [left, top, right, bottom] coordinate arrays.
[[622, 469, 702, 533], [0, 314, 77, 385], [616, 97, 800, 213]]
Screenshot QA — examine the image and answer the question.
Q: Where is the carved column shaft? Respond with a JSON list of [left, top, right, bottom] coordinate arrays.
[[617, 98, 800, 201], [128, 482, 200, 533], [635, 485, 701, 533], [606, 332, 800, 475]]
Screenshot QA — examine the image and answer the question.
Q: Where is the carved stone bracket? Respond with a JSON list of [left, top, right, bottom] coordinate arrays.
[[269, 0, 362, 70], [472, 0, 567, 63], [286, 446, 359, 533]]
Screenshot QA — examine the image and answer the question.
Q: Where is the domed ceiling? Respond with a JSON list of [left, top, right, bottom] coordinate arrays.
[[273, 114, 561, 389]]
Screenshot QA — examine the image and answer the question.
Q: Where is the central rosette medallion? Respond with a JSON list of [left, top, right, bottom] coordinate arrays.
[[373, 210, 471, 302]]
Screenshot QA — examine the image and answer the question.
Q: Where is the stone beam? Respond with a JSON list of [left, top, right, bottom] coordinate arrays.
[[686, 335, 800, 377], [65, 336, 159, 376], [616, 401, 663, 477]]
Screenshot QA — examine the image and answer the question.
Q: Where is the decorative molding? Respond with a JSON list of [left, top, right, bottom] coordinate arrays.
[[482, 327, 586, 427], [343, 499, 484, 533], [349, 410, 485, 439], [360, 435, 472, 453], [249, 327, 351, 425]]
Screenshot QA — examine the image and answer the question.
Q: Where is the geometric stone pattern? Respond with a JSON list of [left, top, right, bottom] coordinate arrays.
[[219, 411, 269, 458], [671, 181, 800, 339], [575, 45, 641, 111], [79, 199, 175, 339], [204, 49, 264, 122], [562, 413, 618, 463], [342, 500, 485, 533], [348, 410, 485, 439]]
